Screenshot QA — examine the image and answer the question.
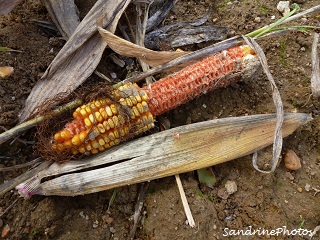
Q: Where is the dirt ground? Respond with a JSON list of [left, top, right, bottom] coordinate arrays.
[[0, 0, 319, 239]]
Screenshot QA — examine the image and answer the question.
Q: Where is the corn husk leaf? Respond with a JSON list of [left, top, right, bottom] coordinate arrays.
[[98, 27, 188, 67], [19, 0, 131, 122], [16, 113, 311, 197]]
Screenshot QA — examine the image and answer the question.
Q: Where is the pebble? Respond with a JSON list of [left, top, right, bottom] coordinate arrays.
[[284, 150, 302, 171], [1, 224, 10, 238], [271, 15, 276, 20], [297, 187, 303, 193], [305, 183, 311, 192], [217, 188, 229, 200], [225, 180, 237, 195], [284, 171, 295, 180], [254, 17, 261, 23], [110, 227, 116, 233], [277, 1, 290, 16]]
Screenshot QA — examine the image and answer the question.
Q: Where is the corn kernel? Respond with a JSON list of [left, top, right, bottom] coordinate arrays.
[[79, 146, 86, 153], [132, 106, 140, 117], [91, 139, 100, 149], [72, 135, 81, 145], [85, 143, 92, 151], [140, 91, 148, 101], [126, 98, 133, 107], [84, 118, 92, 127], [110, 104, 117, 114], [108, 132, 115, 141], [113, 129, 119, 139], [108, 118, 115, 129], [89, 114, 95, 123], [80, 108, 89, 118], [105, 106, 113, 117], [135, 94, 142, 103], [54, 132, 64, 143], [98, 146, 105, 152], [85, 106, 91, 114], [137, 103, 144, 113], [103, 120, 110, 131], [142, 101, 149, 112], [94, 100, 101, 108], [80, 131, 88, 141], [97, 123, 105, 133], [130, 96, 137, 105], [60, 130, 71, 139], [97, 136, 105, 146], [112, 116, 119, 127], [64, 140, 73, 148], [119, 98, 126, 106], [95, 112, 103, 122], [91, 148, 99, 154], [109, 141, 115, 146]]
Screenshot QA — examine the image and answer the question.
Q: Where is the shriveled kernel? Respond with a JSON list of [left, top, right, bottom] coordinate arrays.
[[72, 135, 81, 145], [105, 106, 113, 117], [140, 91, 148, 101], [97, 123, 106, 133], [110, 104, 117, 114]]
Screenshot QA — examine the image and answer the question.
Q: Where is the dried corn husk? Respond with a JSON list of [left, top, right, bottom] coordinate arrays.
[[16, 113, 311, 197]]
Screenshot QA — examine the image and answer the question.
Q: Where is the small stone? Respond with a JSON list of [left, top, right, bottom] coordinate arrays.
[[109, 227, 116, 233], [254, 17, 261, 23], [277, 1, 290, 16], [225, 180, 237, 195], [271, 15, 276, 20], [305, 183, 311, 192], [1, 224, 10, 238], [297, 187, 303, 193], [217, 188, 229, 200], [300, 47, 306, 52], [284, 171, 295, 180], [284, 150, 302, 170], [102, 214, 114, 225]]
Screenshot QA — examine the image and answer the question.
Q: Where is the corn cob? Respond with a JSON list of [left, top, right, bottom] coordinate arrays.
[[51, 45, 258, 156]]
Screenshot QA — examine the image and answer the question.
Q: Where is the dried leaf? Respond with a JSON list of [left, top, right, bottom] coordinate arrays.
[[98, 27, 188, 67], [0, 0, 22, 16], [15, 113, 311, 197], [19, 0, 131, 122], [0, 66, 14, 78], [42, 0, 80, 40]]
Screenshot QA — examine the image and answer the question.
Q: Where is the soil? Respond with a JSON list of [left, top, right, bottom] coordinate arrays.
[[0, 0, 319, 239]]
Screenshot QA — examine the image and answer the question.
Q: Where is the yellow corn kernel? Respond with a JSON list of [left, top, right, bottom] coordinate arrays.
[[118, 115, 125, 125], [114, 139, 120, 145], [73, 111, 81, 119], [132, 106, 140, 117], [99, 108, 108, 120], [119, 98, 126, 106], [113, 129, 119, 139], [54, 132, 64, 143], [98, 146, 105, 152], [104, 143, 110, 148], [108, 132, 115, 141], [80, 131, 88, 141], [85, 143, 92, 151], [135, 94, 142, 103], [97, 136, 105, 146], [112, 116, 119, 127], [91, 139, 100, 149], [137, 103, 144, 114], [140, 91, 148, 101], [97, 123, 105, 133], [85, 106, 92, 114], [64, 140, 73, 148], [142, 101, 149, 112], [60, 130, 71, 140], [119, 128, 125, 137], [72, 149, 79, 155], [80, 108, 89, 118], [95, 112, 103, 122], [79, 146, 86, 154], [103, 135, 110, 143], [126, 98, 133, 107], [91, 148, 99, 154], [130, 96, 137, 105], [105, 106, 113, 117], [89, 114, 95, 123], [72, 135, 81, 145], [94, 100, 102, 108], [110, 104, 117, 114], [84, 118, 92, 127], [109, 141, 115, 146], [102, 120, 110, 131], [108, 118, 115, 129]]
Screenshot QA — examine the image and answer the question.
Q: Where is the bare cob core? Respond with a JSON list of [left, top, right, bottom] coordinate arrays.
[[51, 45, 258, 157]]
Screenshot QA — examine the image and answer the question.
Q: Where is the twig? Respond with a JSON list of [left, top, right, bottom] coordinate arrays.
[[0, 197, 21, 218], [0, 158, 42, 172], [311, 32, 320, 97], [128, 182, 149, 240], [175, 174, 195, 227]]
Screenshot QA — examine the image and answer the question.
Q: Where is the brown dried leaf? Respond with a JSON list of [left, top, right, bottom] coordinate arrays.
[[98, 27, 188, 67], [19, 0, 131, 122], [42, 0, 80, 40]]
